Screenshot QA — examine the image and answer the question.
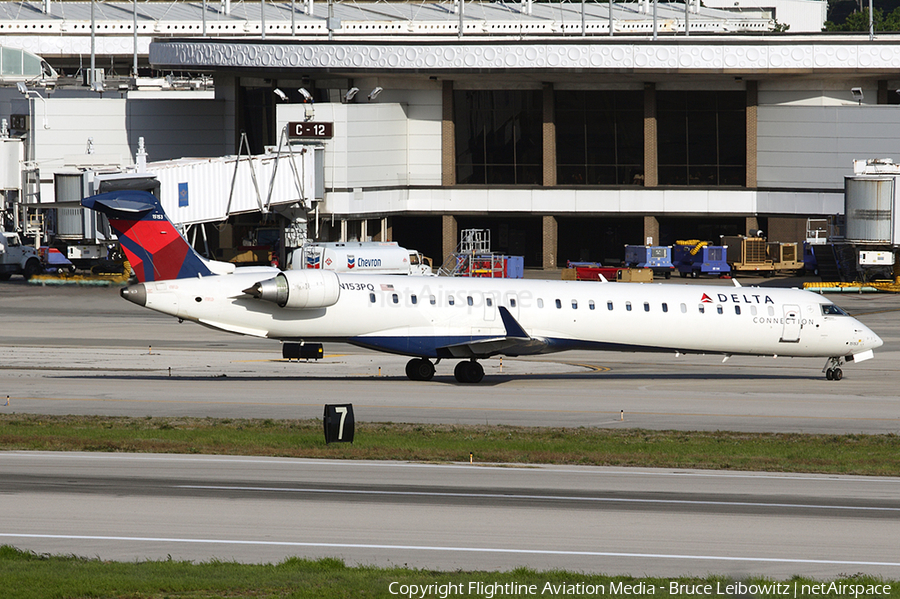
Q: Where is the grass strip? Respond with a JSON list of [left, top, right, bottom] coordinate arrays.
[[0, 546, 897, 599], [1, 414, 899, 475]]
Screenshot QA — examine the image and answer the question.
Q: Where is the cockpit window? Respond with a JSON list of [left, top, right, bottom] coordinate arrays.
[[821, 304, 848, 316]]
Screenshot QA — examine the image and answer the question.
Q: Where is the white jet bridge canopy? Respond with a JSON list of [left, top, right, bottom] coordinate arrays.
[[143, 148, 316, 226], [0, 46, 57, 84]]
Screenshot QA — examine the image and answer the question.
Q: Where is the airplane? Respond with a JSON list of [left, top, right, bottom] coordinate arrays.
[[82, 190, 883, 384]]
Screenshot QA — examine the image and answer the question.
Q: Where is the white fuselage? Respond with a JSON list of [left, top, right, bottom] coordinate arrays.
[[131, 272, 882, 360]]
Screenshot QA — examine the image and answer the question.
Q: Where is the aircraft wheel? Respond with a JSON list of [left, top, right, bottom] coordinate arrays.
[[406, 358, 434, 381], [455, 360, 483, 384], [467, 361, 484, 383], [832, 368, 843, 381], [453, 361, 469, 383]]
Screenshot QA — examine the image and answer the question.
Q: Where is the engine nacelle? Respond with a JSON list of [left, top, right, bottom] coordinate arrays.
[[244, 269, 341, 309]]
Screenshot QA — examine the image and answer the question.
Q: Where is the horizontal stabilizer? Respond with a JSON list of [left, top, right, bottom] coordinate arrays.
[[82, 194, 156, 220]]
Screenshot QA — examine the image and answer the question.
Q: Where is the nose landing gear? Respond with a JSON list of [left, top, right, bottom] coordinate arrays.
[[823, 357, 844, 381]]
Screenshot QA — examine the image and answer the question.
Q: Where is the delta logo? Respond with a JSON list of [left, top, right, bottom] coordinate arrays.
[[347, 255, 356, 269], [700, 293, 713, 303]]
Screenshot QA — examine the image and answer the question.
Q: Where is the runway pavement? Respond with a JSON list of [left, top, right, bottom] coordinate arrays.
[[0, 278, 898, 434], [1, 451, 899, 578], [1, 276, 899, 577]]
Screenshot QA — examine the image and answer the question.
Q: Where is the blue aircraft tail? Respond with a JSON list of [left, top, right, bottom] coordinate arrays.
[[82, 190, 213, 283]]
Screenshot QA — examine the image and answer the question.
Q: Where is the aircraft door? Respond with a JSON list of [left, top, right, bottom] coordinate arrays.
[[780, 304, 801, 343]]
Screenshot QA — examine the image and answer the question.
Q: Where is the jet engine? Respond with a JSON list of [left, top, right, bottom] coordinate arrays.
[[244, 270, 341, 309]]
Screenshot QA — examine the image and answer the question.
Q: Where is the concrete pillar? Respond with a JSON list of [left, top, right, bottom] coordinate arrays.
[[746, 80, 758, 189], [643, 83, 657, 187], [643, 216, 659, 246], [442, 80, 456, 186], [442, 214, 458, 263], [542, 82, 556, 186], [542, 215, 558, 269], [878, 80, 888, 105]]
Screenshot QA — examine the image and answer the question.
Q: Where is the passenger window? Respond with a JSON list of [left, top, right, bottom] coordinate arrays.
[[538, 298, 544, 308], [643, 302, 650, 312], [662, 303, 668, 313], [698, 304, 705, 314], [369, 293, 376, 303], [767, 306, 775, 317], [449, 295, 455, 306], [750, 306, 757, 316], [589, 300, 595, 310], [626, 302, 632, 312], [467, 296, 473, 306], [717, 305, 723, 314], [734, 306, 740, 315], [680, 303, 687, 313], [486, 297, 493, 307], [510, 298, 517, 308], [555, 299, 562, 309], [430, 295, 436, 305], [607, 301, 613, 311], [392, 293, 399, 304], [572, 300, 578, 309], [411, 294, 418, 305]]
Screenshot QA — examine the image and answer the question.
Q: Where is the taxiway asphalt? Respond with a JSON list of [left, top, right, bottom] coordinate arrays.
[[0, 279, 897, 434], [1, 277, 899, 577]]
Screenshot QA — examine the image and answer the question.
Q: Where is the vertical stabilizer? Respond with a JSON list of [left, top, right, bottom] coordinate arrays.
[[82, 190, 213, 282]]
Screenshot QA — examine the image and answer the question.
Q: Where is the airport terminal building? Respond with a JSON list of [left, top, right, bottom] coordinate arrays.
[[5, 1, 900, 269]]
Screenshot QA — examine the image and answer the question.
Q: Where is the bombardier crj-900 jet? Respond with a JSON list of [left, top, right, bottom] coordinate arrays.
[[83, 191, 882, 383]]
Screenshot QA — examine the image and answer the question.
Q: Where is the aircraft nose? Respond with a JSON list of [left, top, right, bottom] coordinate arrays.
[[855, 323, 883, 350], [870, 330, 884, 350]]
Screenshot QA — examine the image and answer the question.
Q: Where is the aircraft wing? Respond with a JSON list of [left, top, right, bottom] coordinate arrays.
[[438, 307, 548, 358]]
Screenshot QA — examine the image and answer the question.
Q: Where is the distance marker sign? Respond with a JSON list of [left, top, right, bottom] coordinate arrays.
[[323, 404, 354, 444]]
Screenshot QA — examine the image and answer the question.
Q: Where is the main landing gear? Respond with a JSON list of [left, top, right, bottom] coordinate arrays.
[[454, 360, 484, 384], [404, 358, 485, 383], [405, 358, 435, 381], [823, 357, 844, 381]]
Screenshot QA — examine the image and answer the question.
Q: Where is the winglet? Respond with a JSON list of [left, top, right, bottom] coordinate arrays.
[[82, 190, 213, 283], [498, 306, 530, 339]]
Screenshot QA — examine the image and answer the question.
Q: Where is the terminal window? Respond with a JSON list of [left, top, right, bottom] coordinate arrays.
[[656, 90, 746, 187], [555, 90, 644, 185], [454, 90, 542, 185]]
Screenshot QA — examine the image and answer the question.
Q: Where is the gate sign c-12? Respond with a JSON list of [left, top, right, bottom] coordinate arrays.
[[323, 404, 354, 444], [288, 122, 333, 139]]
